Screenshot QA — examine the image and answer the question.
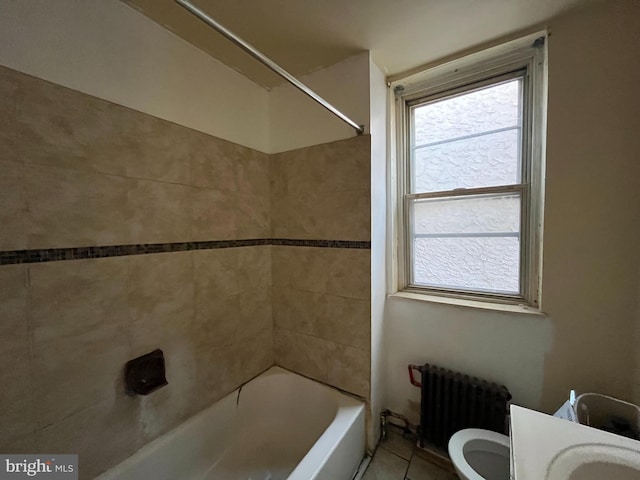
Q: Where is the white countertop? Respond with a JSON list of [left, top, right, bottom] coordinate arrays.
[[510, 404, 640, 480]]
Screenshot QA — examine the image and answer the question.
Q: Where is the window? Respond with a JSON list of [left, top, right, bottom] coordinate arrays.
[[393, 35, 546, 307]]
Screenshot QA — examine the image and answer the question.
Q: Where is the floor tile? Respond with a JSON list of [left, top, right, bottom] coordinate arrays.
[[406, 455, 458, 480], [380, 425, 416, 461], [363, 447, 409, 480]]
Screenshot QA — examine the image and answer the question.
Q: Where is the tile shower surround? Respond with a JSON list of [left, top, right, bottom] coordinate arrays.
[[0, 65, 371, 478]]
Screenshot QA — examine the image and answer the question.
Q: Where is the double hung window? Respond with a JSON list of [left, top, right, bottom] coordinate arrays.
[[394, 36, 546, 307]]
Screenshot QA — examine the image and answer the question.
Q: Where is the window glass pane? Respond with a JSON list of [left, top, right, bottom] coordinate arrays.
[[411, 78, 522, 193], [413, 129, 519, 193], [412, 193, 520, 234], [410, 193, 520, 294], [413, 79, 521, 145], [413, 237, 520, 294]]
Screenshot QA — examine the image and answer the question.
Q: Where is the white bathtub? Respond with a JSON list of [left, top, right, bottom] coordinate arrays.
[[98, 366, 365, 480]]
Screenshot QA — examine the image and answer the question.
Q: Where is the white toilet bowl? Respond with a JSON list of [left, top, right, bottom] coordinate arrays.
[[448, 428, 510, 480]]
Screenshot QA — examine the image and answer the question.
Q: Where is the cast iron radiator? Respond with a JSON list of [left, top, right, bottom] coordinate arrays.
[[408, 363, 512, 451]]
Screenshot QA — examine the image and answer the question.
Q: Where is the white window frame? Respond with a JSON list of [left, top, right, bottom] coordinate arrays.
[[389, 33, 547, 310]]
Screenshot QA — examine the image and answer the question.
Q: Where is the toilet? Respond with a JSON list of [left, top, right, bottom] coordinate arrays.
[[448, 428, 511, 480]]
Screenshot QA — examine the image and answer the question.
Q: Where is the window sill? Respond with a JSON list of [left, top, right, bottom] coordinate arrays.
[[388, 290, 545, 316]]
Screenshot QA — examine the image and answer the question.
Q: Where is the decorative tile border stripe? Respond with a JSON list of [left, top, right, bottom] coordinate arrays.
[[271, 239, 371, 249], [0, 238, 371, 266]]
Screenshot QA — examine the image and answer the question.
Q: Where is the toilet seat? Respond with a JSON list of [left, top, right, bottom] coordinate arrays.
[[448, 428, 510, 480]]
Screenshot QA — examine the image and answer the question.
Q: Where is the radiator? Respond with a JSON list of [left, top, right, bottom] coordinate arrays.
[[408, 363, 512, 451]]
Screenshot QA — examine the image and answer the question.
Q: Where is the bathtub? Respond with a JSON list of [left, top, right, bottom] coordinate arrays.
[[98, 366, 365, 480]]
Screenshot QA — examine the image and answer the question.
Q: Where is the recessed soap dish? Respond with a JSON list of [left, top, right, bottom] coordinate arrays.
[[125, 349, 168, 396]]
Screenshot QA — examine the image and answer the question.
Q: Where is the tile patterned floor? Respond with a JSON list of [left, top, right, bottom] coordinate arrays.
[[362, 425, 458, 480]]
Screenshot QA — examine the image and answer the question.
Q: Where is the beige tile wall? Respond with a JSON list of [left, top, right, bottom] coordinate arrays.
[[0, 249, 273, 479], [270, 136, 372, 399], [0, 66, 273, 479], [270, 135, 371, 241], [0, 66, 271, 250], [272, 247, 371, 398]]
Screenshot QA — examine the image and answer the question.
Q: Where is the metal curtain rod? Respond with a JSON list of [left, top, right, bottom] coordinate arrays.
[[174, 0, 364, 135]]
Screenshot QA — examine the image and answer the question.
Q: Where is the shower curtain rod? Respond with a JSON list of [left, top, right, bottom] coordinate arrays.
[[174, 0, 365, 135]]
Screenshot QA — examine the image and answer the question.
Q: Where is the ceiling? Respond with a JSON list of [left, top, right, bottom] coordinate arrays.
[[124, 0, 595, 90]]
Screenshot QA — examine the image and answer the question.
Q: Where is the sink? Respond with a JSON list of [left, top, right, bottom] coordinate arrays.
[[546, 443, 640, 480]]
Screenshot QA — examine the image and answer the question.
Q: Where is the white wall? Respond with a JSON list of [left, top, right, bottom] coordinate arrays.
[[0, 0, 269, 152], [386, 300, 554, 423], [369, 56, 387, 447], [268, 52, 371, 153], [385, 0, 640, 424]]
